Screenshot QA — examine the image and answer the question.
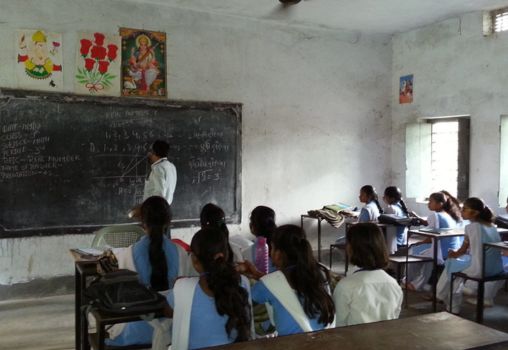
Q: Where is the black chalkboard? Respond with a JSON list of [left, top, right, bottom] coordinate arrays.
[[0, 89, 241, 237]]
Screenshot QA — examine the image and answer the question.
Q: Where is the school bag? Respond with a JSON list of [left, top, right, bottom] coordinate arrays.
[[377, 214, 418, 226], [85, 269, 166, 314]]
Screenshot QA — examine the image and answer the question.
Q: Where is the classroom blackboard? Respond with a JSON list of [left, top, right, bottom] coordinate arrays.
[[0, 89, 241, 237]]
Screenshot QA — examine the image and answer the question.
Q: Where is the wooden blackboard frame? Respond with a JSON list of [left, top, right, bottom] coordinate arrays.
[[0, 89, 242, 238]]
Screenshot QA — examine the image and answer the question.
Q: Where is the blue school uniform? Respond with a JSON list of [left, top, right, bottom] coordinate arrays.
[[251, 280, 327, 336], [166, 278, 250, 349], [106, 236, 181, 347], [434, 212, 462, 260], [385, 203, 408, 246], [358, 200, 381, 222]]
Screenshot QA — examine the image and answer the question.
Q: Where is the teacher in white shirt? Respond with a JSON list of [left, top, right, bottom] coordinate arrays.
[[143, 140, 177, 205]]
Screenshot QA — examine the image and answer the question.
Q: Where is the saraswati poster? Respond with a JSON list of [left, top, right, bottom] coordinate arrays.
[[75, 32, 121, 96], [120, 28, 166, 98], [16, 29, 63, 91]]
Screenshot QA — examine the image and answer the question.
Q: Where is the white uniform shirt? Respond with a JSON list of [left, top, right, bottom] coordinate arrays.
[[143, 158, 177, 205], [333, 269, 403, 327]]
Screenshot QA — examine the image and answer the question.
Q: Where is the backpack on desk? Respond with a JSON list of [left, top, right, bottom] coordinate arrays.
[[85, 269, 166, 314]]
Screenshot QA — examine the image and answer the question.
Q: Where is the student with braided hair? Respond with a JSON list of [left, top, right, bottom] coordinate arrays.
[[107, 196, 189, 346], [167, 227, 253, 349], [358, 185, 383, 222], [383, 186, 410, 254], [200, 203, 244, 263], [405, 190, 463, 292], [238, 224, 335, 336], [437, 197, 504, 312]]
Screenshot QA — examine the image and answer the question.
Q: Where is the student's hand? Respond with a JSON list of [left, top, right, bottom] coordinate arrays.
[[447, 249, 459, 259], [235, 260, 264, 280]]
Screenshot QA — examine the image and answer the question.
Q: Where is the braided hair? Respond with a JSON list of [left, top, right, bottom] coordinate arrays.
[[249, 206, 276, 249], [272, 225, 335, 326], [191, 228, 251, 342], [361, 185, 384, 214], [141, 196, 171, 291], [383, 186, 409, 216], [463, 197, 495, 224]]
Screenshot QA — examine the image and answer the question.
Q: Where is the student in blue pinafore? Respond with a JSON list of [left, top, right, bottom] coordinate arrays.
[[106, 196, 188, 347], [238, 224, 335, 336], [166, 227, 253, 349], [358, 185, 383, 222], [382, 186, 410, 254], [437, 197, 504, 312], [406, 191, 463, 292]]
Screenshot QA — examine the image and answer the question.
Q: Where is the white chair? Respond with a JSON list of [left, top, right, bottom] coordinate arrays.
[[91, 224, 145, 249]]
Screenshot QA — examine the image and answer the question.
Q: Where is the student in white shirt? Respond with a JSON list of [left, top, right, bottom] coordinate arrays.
[[333, 223, 403, 327]]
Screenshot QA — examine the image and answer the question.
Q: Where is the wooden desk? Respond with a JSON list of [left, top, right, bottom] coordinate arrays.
[[407, 228, 465, 311], [209, 313, 508, 350], [74, 258, 101, 350]]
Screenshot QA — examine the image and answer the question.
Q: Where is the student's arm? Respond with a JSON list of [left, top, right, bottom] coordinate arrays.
[[164, 289, 175, 318], [236, 260, 265, 280], [447, 237, 470, 259], [332, 280, 352, 327], [409, 211, 429, 226]]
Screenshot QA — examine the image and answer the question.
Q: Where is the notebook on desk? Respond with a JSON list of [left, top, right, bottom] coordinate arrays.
[[418, 227, 453, 234]]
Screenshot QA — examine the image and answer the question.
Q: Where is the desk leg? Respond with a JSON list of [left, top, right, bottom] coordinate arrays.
[[97, 322, 106, 350], [75, 265, 81, 350], [432, 239, 438, 312], [317, 218, 322, 263]]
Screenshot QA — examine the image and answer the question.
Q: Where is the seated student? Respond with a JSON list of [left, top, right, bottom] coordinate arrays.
[[238, 225, 335, 336], [107, 196, 189, 346], [436, 197, 504, 312], [336, 185, 383, 245], [245, 205, 277, 273], [382, 186, 410, 254], [166, 227, 252, 349], [406, 191, 462, 292], [358, 185, 383, 222], [333, 223, 403, 327], [200, 203, 244, 263]]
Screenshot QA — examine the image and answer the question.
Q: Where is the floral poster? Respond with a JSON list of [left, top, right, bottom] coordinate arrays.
[[120, 28, 166, 98], [399, 74, 413, 104], [75, 32, 121, 95], [16, 30, 63, 91]]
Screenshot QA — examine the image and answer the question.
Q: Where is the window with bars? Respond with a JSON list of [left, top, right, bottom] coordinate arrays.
[[406, 117, 470, 201], [484, 8, 508, 34]]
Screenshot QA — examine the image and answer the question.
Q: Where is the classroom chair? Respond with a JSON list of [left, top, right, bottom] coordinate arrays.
[[91, 224, 145, 249], [449, 270, 508, 323]]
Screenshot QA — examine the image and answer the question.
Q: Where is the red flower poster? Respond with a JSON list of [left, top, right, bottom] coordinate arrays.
[[120, 28, 166, 98], [16, 30, 63, 91], [75, 32, 121, 95]]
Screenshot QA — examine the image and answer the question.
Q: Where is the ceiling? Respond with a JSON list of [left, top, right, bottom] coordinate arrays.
[[143, 0, 508, 34]]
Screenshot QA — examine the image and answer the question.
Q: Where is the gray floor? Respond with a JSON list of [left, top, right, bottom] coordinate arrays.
[[1, 253, 507, 350]]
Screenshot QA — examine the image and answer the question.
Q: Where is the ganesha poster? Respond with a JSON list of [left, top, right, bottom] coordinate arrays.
[[16, 29, 63, 91], [75, 32, 121, 96]]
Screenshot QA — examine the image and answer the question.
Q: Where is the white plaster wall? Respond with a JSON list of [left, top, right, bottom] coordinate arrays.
[[0, 0, 391, 284], [391, 12, 508, 216]]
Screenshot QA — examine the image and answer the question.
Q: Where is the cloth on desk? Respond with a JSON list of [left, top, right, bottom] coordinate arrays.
[[307, 207, 346, 228]]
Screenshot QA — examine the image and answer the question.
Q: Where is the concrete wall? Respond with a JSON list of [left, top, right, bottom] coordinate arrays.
[[391, 12, 508, 216], [0, 0, 392, 287]]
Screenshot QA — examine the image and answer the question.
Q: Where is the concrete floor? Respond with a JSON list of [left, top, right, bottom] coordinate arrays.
[[1, 253, 507, 350]]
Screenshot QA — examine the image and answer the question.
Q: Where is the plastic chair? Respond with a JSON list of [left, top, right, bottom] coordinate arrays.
[[91, 224, 145, 249]]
